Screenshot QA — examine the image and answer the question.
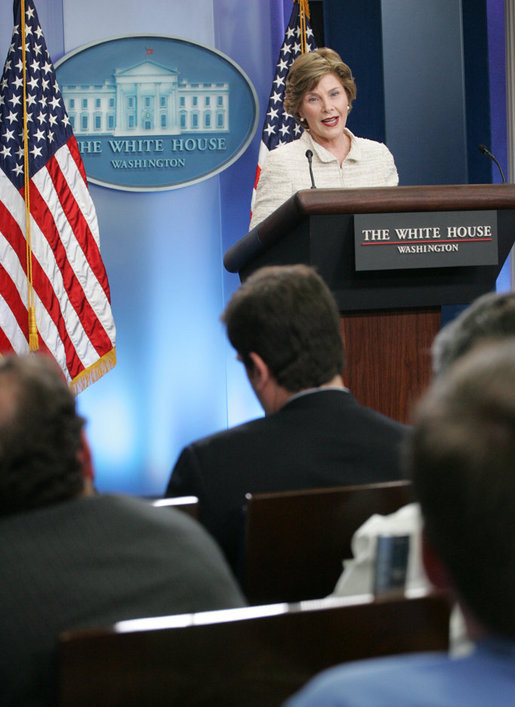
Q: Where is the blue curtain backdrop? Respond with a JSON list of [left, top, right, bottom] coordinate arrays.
[[0, 0, 510, 495], [62, 0, 286, 494]]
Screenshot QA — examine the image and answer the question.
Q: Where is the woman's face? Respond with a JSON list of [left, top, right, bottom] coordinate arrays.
[[299, 72, 349, 145]]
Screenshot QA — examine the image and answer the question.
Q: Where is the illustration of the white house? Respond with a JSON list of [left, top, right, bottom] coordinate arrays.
[[61, 60, 229, 136]]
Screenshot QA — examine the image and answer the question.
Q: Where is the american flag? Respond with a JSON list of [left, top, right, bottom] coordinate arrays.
[[0, 0, 116, 393], [250, 0, 317, 213]]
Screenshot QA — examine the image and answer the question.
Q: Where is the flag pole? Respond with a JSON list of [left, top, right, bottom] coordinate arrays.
[[20, 0, 39, 351], [296, 0, 311, 54]]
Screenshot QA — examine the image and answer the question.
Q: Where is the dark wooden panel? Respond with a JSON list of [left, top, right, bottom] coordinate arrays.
[[243, 481, 413, 605], [340, 307, 441, 422], [59, 592, 450, 707]]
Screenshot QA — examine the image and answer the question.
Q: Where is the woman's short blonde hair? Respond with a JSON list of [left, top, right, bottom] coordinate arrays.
[[284, 47, 357, 126]]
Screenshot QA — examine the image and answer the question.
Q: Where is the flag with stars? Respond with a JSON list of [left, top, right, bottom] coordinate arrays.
[[250, 0, 317, 214], [0, 0, 116, 393]]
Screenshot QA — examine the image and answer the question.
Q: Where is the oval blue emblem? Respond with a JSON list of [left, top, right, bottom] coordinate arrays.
[[55, 35, 258, 192]]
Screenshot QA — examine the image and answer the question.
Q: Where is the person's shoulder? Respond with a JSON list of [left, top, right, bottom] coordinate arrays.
[[90, 493, 195, 524], [285, 652, 450, 706], [349, 396, 408, 431], [99, 497, 247, 607], [186, 414, 271, 452], [99, 493, 227, 547], [328, 391, 406, 429], [166, 421, 269, 495], [352, 133, 392, 154], [262, 135, 308, 165], [88, 493, 189, 526]]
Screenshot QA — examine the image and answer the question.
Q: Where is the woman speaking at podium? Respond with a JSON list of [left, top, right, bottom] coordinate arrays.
[[250, 48, 399, 229]]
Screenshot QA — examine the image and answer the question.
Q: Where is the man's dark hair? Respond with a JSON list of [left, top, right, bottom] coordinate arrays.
[[222, 265, 344, 392], [432, 291, 515, 376], [407, 340, 515, 638], [0, 354, 85, 516]]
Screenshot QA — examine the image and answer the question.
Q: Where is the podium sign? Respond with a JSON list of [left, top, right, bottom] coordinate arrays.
[[354, 210, 498, 271], [225, 185, 515, 422]]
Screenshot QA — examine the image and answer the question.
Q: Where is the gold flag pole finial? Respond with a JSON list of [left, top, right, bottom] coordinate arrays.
[[20, 0, 39, 351], [295, 0, 312, 54]]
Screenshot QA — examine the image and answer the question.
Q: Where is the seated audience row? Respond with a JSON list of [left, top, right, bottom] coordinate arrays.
[[2, 261, 513, 705]]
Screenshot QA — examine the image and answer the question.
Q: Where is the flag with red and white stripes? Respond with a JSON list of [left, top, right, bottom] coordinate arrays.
[[250, 0, 317, 214], [0, 0, 116, 393]]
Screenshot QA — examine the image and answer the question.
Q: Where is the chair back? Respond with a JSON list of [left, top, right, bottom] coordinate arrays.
[[58, 591, 449, 707], [152, 496, 199, 520], [243, 480, 413, 604]]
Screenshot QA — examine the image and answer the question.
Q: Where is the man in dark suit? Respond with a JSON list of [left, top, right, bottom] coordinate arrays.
[[165, 264, 407, 573]]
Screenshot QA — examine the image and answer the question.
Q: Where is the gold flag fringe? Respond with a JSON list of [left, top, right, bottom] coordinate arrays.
[[295, 0, 311, 54], [20, 0, 39, 351], [70, 348, 117, 396], [295, 0, 311, 18]]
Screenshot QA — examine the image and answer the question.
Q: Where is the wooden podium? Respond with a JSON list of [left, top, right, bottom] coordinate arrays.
[[224, 185, 515, 422]]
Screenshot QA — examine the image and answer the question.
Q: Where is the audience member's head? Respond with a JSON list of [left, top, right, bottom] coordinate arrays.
[[222, 264, 344, 405], [0, 353, 90, 516], [407, 339, 515, 639], [431, 291, 515, 377]]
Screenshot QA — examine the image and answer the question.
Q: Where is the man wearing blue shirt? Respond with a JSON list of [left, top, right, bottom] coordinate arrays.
[[286, 339, 515, 706]]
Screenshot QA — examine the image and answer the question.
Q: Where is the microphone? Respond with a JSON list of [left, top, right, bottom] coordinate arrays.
[[478, 144, 506, 183], [305, 149, 316, 189]]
